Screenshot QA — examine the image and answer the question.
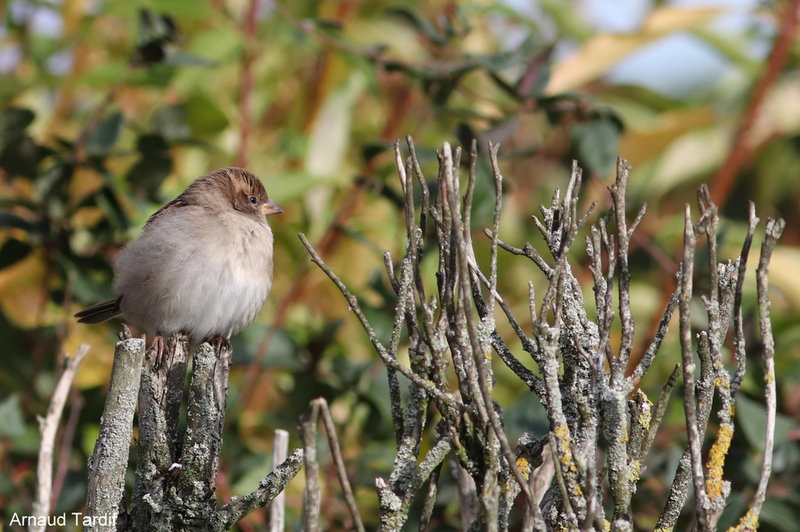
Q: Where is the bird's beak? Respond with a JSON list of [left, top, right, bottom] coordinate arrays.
[[260, 199, 283, 216]]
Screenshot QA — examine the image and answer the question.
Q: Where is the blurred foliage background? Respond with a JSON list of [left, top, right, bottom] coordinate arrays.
[[1, 0, 799, 530]]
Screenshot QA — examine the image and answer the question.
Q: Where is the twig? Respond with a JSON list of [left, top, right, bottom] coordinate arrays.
[[744, 217, 785, 525], [51, 388, 85, 513], [731, 203, 759, 394], [313, 398, 367, 532], [300, 404, 321, 532], [298, 233, 465, 413], [217, 449, 305, 530], [608, 158, 636, 383], [640, 365, 680, 460], [269, 429, 289, 532], [677, 205, 712, 526], [32, 345, 89, 532]]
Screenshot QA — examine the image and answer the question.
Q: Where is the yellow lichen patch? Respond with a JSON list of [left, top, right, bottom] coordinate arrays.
[[552, 425, 578, 472], [572, 484, 584, 496], [516, 457, 531, 479], [628, 460, 642, 484], [639, 410, 652, 431], [705, 423, 733, 499], [764, 371, 775, 384], [560, 449, 577, 472], [727, 507, 759, 531]]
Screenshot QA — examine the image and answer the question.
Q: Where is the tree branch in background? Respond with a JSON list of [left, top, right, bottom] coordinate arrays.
[[710, 0, 800, 207], [235, 0, 259, 169], [31, 345, 89, 532], [300, 398, 365, 532], [269, 429, 289, 532]]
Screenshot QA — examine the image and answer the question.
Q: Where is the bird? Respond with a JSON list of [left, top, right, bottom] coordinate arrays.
[[75, 167, 282, 346]]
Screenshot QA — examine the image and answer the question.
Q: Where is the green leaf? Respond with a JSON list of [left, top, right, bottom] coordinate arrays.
[[58, 257, 114, 303], [183, 92, 229, 137], [504, 394, 549, 441], [231, 324, 303, 371], [87, 112, 124, 156], [127, 135, 173, 201], [0, 107, 35, 145], [761, 499, 800, 531], [153, 105, 190, 140], [33, 162, 72, 201], [736, 394, 794, 452], [80, 61, 129, 86], [0, 238, 32, 269], [470, 157, 500, 229], [140, 0, 212, 18], [94, 185, 130, 230], [0, 395, 25, 438], [81, 424, 100, 457], [0, 136, 42, 179], [473, 35, 541, 73], [0, 211, 43, 233], [163, 51, 214, 67], [265, 171, 320, 203], [386, 6, 448, 46], [569, 117, 622, 175], [230, 454, 273, 496]]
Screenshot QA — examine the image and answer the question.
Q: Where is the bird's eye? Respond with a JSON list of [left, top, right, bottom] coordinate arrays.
[[249, 196, 258, 204]]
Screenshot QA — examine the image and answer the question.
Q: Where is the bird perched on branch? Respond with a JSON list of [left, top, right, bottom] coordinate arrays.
[[75, 167, 282, 346]]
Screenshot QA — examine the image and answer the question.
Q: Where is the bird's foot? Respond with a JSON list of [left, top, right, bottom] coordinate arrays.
[[207, 334, 231, 354], [149, 335, 167, 368]]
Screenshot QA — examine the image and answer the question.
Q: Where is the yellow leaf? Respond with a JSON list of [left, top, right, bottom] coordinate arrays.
[[620, 107, 715, 167], [68, 167, 106, 206], [546, 7, 723, 94], [0, 252, 49, 328], [647, 126, 728, 195], [63, 325, 116, 389], [762, 246, 800, 312], [71, 206, 106, 228]]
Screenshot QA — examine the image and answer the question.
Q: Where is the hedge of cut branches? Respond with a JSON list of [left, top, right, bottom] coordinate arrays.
[[300, 138, 783, 531]]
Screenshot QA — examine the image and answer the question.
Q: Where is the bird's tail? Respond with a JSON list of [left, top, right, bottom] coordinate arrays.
[[74, 296, 124, 324]]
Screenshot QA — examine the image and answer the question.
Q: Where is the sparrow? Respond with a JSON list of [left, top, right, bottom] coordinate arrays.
[[75, 167, 282, 345]]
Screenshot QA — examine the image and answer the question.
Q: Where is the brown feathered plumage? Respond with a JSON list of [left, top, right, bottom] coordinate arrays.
[[75, 167, 282, 343]]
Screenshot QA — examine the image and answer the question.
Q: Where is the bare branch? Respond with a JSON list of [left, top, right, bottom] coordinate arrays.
[[217, 449, 305, 530], [677, 205, 712, 525], [269, 429, 289, 532], [744, 217, 786, 524], [299, 232, 464, 414], [32, 345, 89, 531]]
